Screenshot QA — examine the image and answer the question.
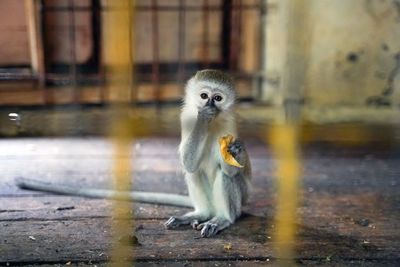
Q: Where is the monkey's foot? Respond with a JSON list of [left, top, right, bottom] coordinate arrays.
[[165, 212, 212, 230], [196, 218, 231, 238], [164, 216, 186, 229], [199, 222, 219, 237]]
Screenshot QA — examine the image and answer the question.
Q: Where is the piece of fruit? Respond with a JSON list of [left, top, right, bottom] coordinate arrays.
[[219, 134, 244, 168]]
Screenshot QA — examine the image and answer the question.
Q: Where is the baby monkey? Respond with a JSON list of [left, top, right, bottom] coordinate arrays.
[[165, 69, 251, 237], [17, 69, 251, 238]]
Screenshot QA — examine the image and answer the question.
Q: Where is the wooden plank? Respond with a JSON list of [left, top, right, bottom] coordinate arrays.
[[0, 182, 398, 257], [15, 259, 400, 267], [0, 216, 398, 264], [1, 183, 398, 240], [17, 263, 270, 267], [0, 138, 399, 265], [1, 174, 397, 246], [14, 263, 271, 267]]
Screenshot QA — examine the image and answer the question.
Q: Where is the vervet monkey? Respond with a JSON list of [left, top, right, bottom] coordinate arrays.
[[17, 69, 251, 238], [164, 69, 251, 237]]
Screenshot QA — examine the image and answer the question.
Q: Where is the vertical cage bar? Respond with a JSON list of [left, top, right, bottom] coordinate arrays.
[[68, 0, 79, 103], [177, 0, 186, 91], [270, 0, 311, 263], [103, 0, 135, 264], [269, 124, 301, 265], [257, 0, 267, 100], [229, 0, 239, 70], [221, 0, 232, 69], [202, 0, 210, 68], [229, 0, 235, 70], [236, 0, 242, 70], [37, 0, 53, 104], [129, 1, 137, 104], [93, 0, 106, 103], [151, 0, 160, 105]]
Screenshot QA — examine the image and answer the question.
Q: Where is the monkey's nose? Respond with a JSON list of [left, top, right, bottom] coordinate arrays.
[[206, 98, 215, 107]]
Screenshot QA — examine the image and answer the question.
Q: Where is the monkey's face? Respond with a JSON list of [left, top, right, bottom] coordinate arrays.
[[186, 79, 236, 112]]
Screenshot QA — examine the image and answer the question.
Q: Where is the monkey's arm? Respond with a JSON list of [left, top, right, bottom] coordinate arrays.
[[181, 106, 217, 173], [16, 177, 193, 208]]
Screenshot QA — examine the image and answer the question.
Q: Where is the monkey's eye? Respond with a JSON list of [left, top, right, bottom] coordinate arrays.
[[200, 93, 208, 99], [214, 95, 223, 102]]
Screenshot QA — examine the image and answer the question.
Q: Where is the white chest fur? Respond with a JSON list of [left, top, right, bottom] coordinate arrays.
[[199, 115, 237, 181]]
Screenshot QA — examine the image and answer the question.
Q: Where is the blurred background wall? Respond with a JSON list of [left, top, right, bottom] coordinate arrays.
[[0, 0, 399, 136], [264, 0, 400, 107]]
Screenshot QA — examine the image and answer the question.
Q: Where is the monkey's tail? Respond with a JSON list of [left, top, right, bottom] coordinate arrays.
[[16, 177, 193, 208]]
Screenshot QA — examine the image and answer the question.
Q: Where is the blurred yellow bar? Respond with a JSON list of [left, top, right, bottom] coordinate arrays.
[[270, 124, 301, 265], [103, 0, 134, 103], [103, 0, 135, 266]]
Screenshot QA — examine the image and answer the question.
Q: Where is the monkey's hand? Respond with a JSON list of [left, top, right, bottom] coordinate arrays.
[[222, 139, 247, 176], [224, 140, 248, 171], [227, 139, 244, 159], [198, 106, 219, 123]]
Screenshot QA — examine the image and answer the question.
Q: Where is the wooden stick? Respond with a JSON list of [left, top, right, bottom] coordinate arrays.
[[24, 0, 46, 94]]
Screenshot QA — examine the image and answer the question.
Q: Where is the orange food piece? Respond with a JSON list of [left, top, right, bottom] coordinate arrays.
[[219, 134, 244, 168]]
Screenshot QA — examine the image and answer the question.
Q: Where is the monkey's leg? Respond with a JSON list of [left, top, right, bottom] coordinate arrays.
[[165, 172, 213, 229], [197, 172, 243, 237]]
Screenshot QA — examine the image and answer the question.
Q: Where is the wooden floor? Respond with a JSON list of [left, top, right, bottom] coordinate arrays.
[[0, 137, 399, 266]]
